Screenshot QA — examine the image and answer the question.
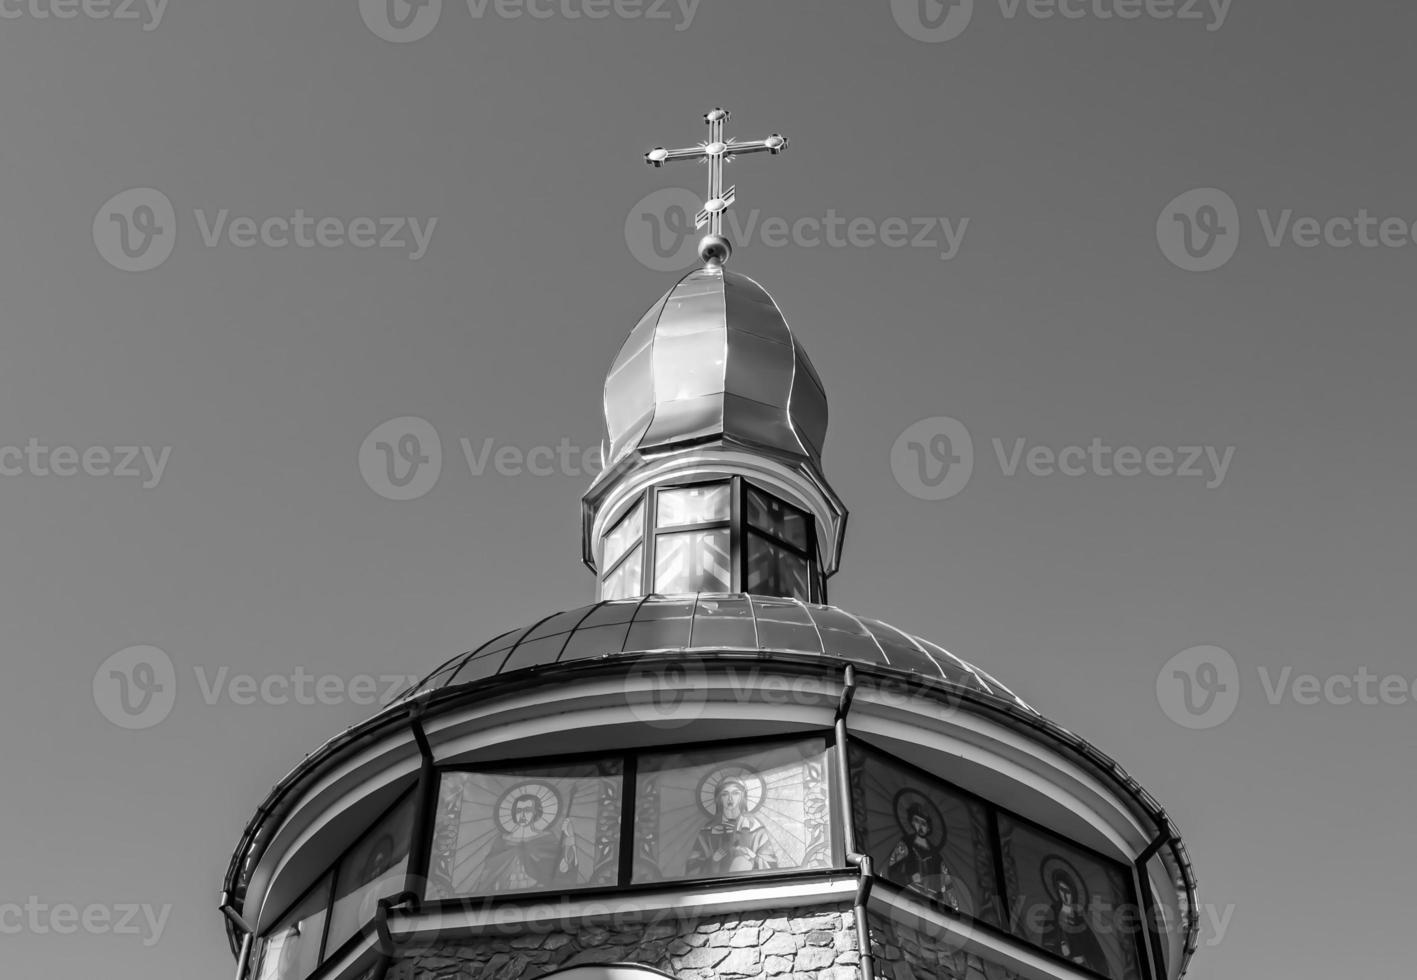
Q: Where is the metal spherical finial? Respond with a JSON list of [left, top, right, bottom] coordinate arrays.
[[705, 107, 730, 124], [698, 234, 732, 266]]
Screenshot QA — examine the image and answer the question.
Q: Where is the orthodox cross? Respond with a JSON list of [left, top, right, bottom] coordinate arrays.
[[645, 107, 788, 264]]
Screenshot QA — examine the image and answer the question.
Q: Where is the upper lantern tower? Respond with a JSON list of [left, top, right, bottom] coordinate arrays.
[[581, 109, 847, 603]]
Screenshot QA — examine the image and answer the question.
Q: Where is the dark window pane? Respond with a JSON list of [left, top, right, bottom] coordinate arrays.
[[654, 528, 731, 593], [745, 484, 810, 551], [998, 815, 1144, 980], [325, 794, 415, 954], [427, 760, 624, 900], [848, 744, 1001, 930], [745, 533, 812, 601], [656, 483, 731, 528], [255, 875, 330, 980], [603, 498, 644, 570], [631, 738, 834, 885]]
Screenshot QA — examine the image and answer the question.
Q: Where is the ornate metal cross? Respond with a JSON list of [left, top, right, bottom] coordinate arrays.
[[646, 107, 787, 264]]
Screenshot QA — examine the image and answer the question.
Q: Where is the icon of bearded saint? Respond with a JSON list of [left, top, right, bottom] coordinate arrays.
[[886, 792, 961, 911], [686, 772, 780, 877], [473, 783, 580, 893], [1038, 855, 1109, 976]]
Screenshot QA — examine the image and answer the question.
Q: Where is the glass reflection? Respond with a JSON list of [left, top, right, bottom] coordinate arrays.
[[324, 794, 414, 954], [656, 483, 730, 528], [428, 760, 623, 899], [255, 876, 329, 980], [603, 499, 644, 570], [654, 528, 730, 593], [601, 545, 642, 601], [744, 485, 810, 551], [632, 738, 834, 884], [746, 534, 811, 601], [849, 744, 1000, 924], [999, 816, 1142, 980]]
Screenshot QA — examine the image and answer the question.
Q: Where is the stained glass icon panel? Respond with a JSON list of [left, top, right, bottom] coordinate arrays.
[[324, 792, 415, 955], [849, 744, 1002, 927], [631, 738, 835, 886], [656, 483, 731, 528], [428, 759, 624, 900], [998, 815, 1143, 980], [254, 874, 330, 980]]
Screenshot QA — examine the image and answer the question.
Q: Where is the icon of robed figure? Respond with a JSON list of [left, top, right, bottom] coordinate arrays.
[[886, 802, 962, 911], [1038, 857, 1109, 975], [473, 785, 580, 893], [686, 775, 780, 877]]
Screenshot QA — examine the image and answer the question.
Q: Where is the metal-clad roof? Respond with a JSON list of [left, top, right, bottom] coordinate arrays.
[[393, 594, 1038, 714]]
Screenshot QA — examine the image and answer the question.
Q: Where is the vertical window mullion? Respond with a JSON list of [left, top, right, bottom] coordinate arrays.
[[618, 752, 638, 886], [315, 869, 336, 966], [731, 476, 744, 593], [643, 490, 656, 595]]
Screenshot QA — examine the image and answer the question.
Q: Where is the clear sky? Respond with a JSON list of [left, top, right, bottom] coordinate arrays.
[[0, 1, 1413, 978]]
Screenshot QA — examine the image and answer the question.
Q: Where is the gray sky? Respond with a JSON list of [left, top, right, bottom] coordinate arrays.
[[1, 1, 1413, 977]]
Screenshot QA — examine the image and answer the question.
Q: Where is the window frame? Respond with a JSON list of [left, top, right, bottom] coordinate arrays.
[[598, 477, 825, 603]]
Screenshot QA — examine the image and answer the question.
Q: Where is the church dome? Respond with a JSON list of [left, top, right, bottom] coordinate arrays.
[[396, 594, 1037, 715], [602, 266, 829, 470]]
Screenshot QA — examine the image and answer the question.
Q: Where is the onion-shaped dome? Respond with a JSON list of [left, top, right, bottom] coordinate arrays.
[[397, 594, 1036, 714], [603, 266, 829, 470]]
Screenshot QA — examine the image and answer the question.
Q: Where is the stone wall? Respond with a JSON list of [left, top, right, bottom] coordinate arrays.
[[390, 906, 861, 980], [867, 911, 1012, 980]]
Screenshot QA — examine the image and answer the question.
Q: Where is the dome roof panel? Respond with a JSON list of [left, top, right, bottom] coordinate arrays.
[[603, 267, 828, 468], [397, 595, 1037, 715]]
